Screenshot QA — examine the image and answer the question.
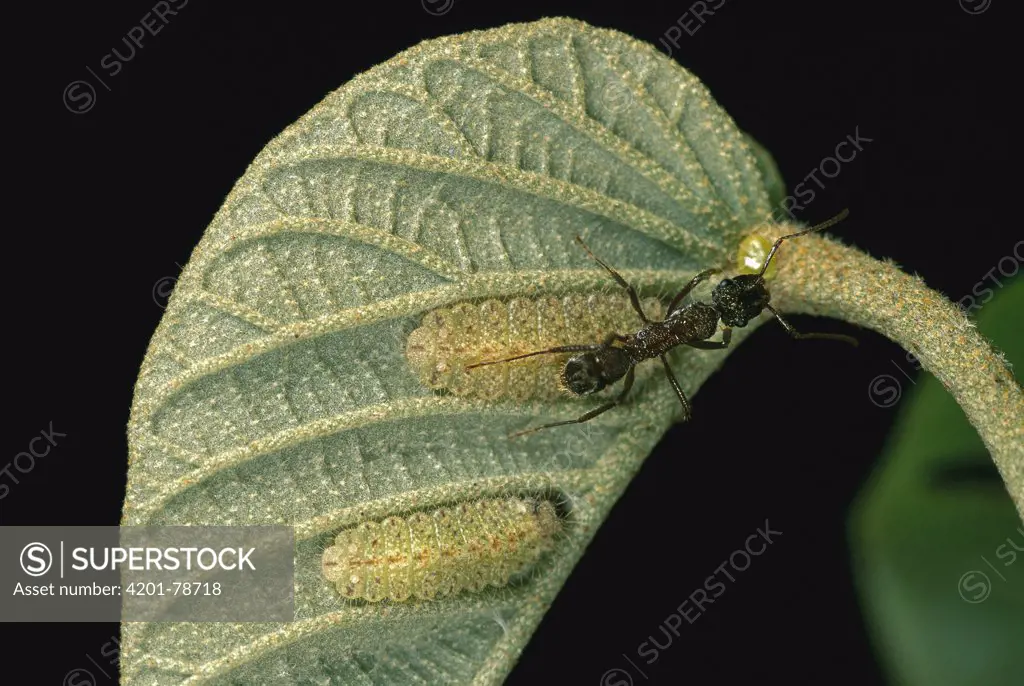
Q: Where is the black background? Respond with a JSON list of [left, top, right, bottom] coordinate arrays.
[[8, 0, 1015, 684]]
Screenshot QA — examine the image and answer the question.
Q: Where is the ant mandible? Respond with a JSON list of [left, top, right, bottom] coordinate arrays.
[[466, 210, 857, 437]]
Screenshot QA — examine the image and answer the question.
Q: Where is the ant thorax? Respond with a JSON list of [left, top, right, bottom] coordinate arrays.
[[662, 302, 719, 350]]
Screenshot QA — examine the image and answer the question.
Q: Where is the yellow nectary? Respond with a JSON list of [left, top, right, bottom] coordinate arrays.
[[735, 233, 777, 278], [322, 498, 562, 602], [405, 294, 664, 400]]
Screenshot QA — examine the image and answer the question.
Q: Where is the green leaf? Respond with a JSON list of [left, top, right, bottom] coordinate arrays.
[[122, 17, 775, 684], [850, 277, 1024, 686]]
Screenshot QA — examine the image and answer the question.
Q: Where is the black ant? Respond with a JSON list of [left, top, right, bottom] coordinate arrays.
[[466, 210, 857, 438]]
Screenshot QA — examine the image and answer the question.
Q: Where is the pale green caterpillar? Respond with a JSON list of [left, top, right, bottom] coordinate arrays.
[[405, 294, 665, 400], [322, 497, 562, 602]]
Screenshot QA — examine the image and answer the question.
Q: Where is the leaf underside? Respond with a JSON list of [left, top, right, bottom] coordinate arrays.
[[122, 17, 774, 685]]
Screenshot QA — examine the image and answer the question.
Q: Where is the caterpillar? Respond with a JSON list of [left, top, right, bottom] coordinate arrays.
[[405, 294, 665, 400], [322, 497, 562, 602]]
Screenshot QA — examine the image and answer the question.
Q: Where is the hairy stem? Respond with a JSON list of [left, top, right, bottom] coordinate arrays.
[[763, 229, 1024, 520]]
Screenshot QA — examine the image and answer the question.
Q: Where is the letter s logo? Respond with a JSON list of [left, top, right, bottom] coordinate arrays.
[[20, 542, 53, 577]]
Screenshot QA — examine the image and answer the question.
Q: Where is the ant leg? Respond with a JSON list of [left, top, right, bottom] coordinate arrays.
[[766, 305, 858, 346], [686, 326, 732, 350], [667, 268, 722, 314], [659, 355, 691, 421], [510, 367, 636, 438], [575, 236, 648, 323], [466, 344, 605, 371]]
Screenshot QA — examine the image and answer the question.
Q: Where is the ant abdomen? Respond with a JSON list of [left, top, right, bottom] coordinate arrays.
[[406, 294, 664, 400]]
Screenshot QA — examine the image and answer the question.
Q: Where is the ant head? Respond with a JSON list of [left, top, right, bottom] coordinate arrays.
[[561, 348, 630, 396], [712, 209, 851, 328], [711, 274, 770, 327]]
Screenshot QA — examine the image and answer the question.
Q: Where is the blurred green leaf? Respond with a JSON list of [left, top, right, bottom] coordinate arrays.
[[850, 277, 1024, 685], [121, 17, 777, 684]]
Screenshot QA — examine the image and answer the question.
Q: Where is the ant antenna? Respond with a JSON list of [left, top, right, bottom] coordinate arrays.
[[759, 208, 849, 278], [465, 345, 601, 371]]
